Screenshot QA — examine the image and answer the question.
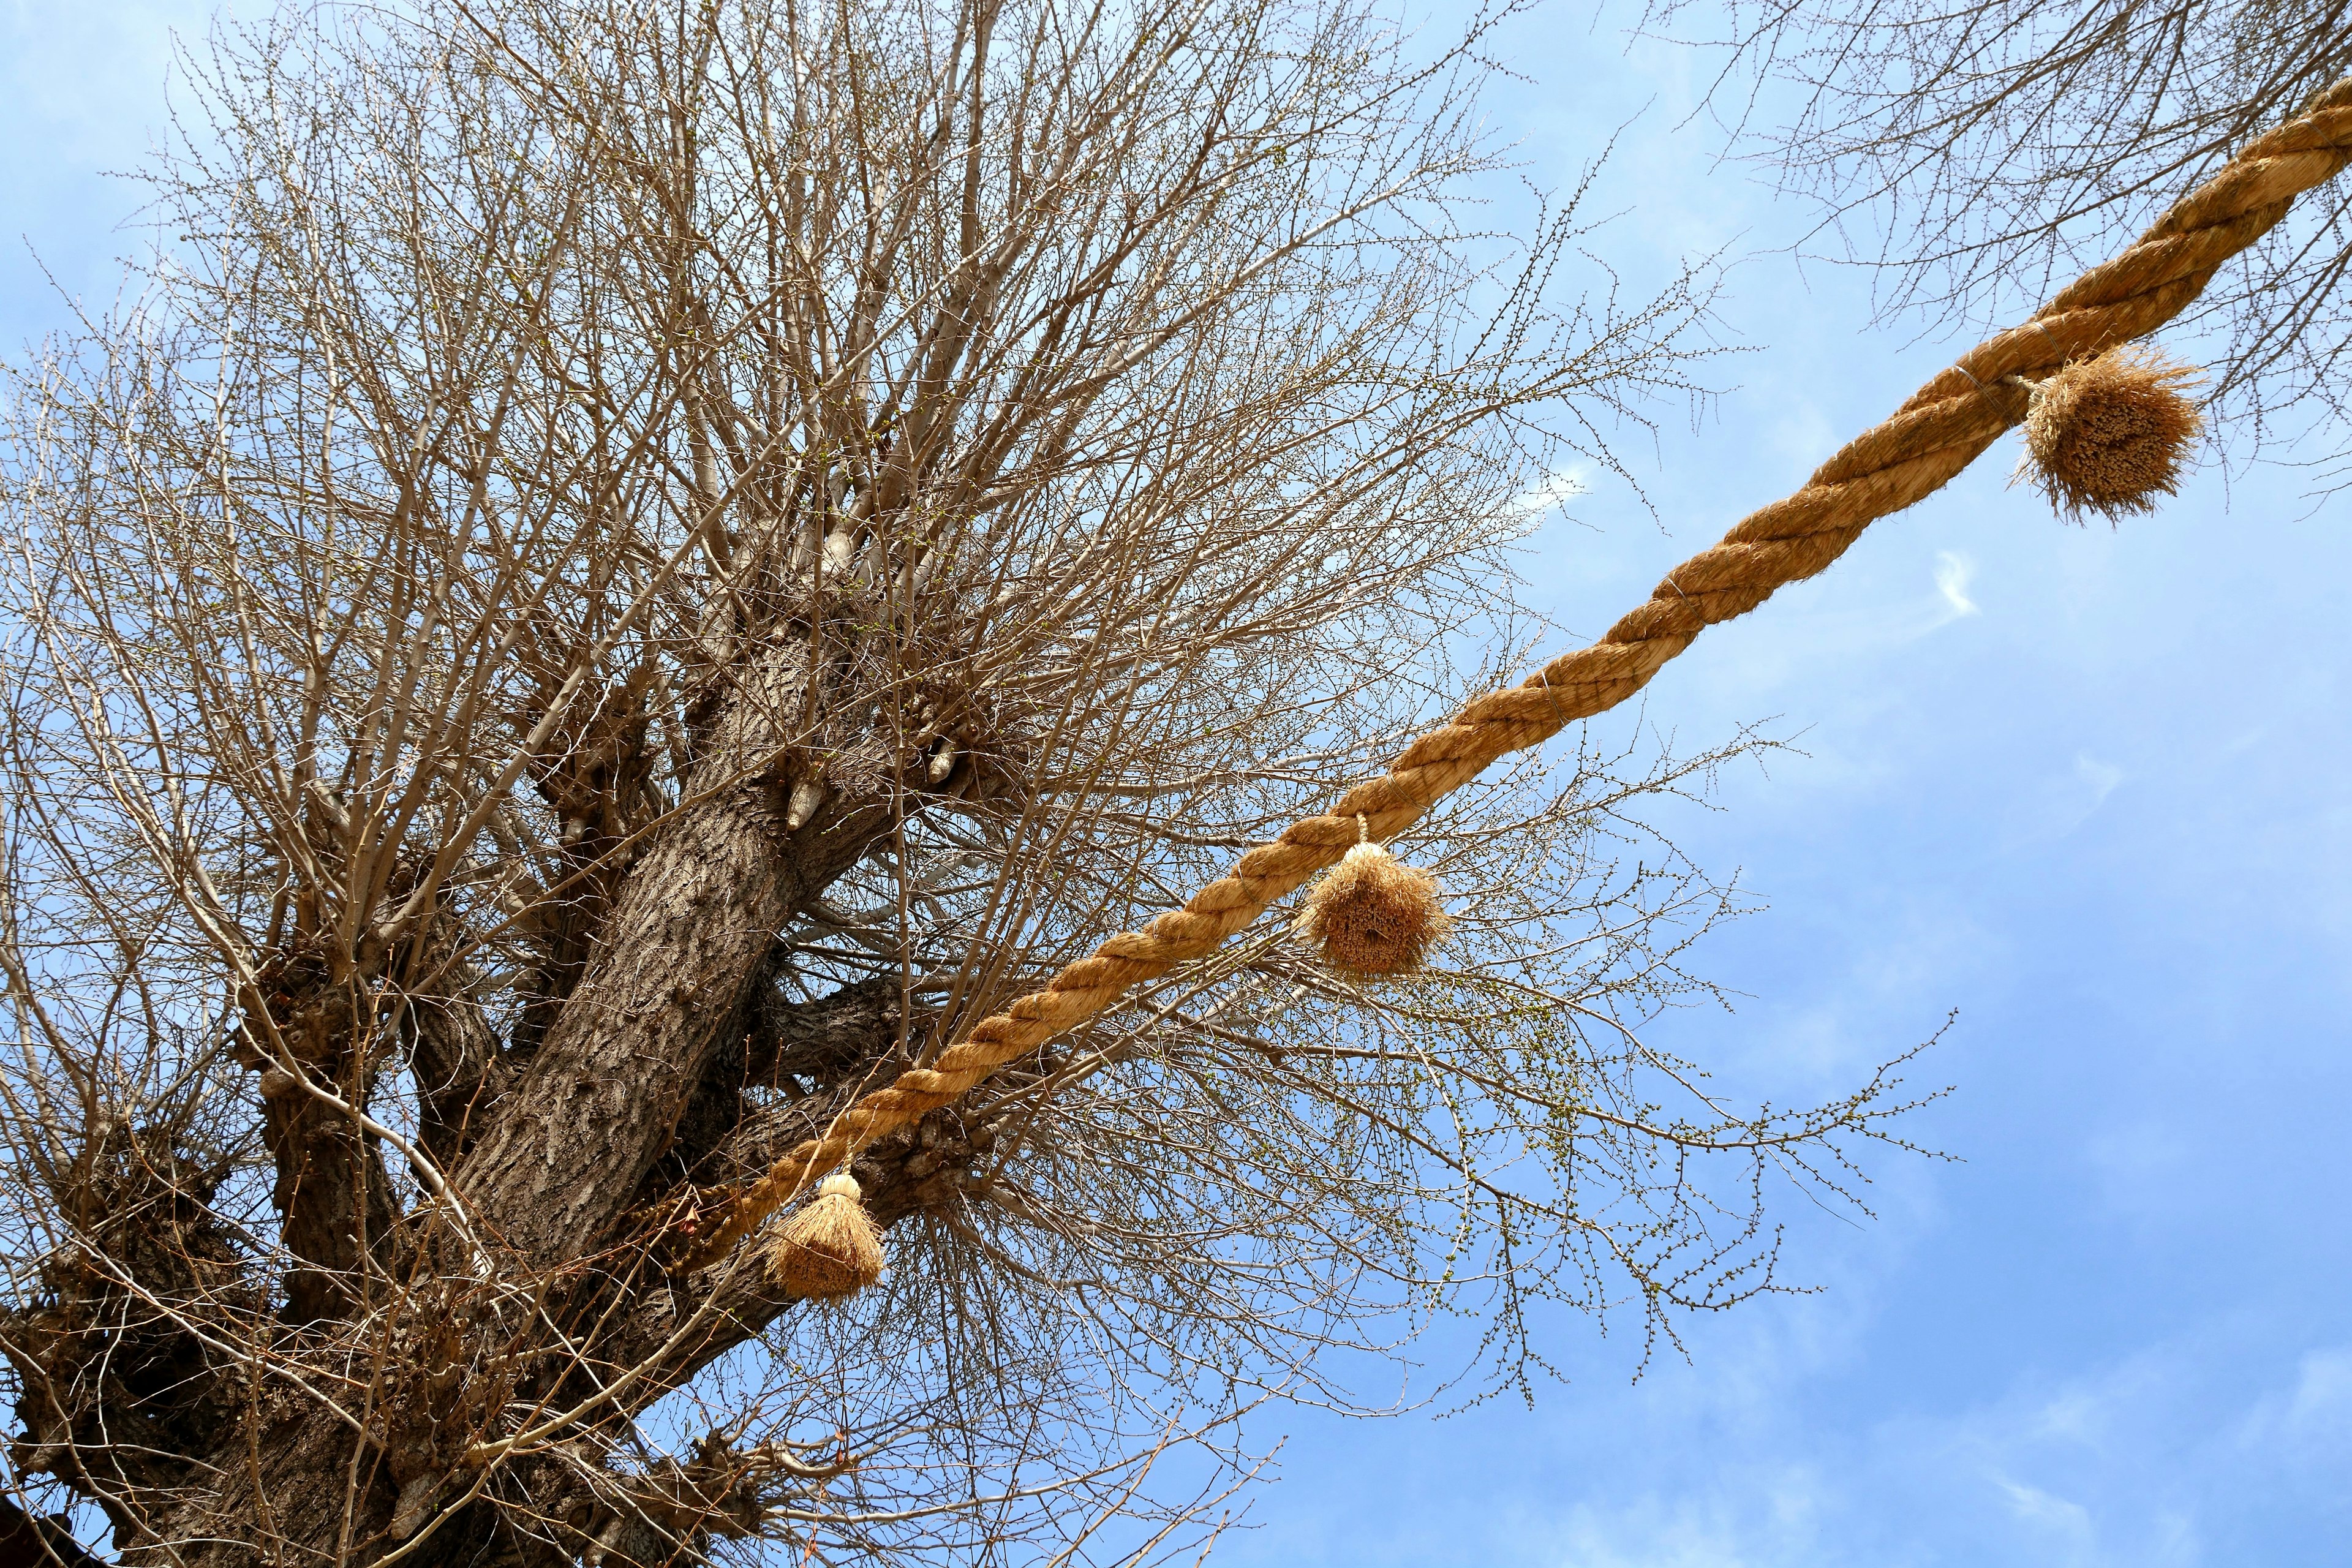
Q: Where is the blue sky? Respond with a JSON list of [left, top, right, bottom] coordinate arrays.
[[6, 4, 2348, 1565]]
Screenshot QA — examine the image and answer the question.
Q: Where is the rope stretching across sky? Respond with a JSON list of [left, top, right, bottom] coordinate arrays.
[[681, 77, 2352, 1274]]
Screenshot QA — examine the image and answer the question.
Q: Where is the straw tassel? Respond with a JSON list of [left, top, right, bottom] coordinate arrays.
[[2012, 343, 2204, 524], [761, 1171, 884, 1299], [1293, 816, 1449, 976]]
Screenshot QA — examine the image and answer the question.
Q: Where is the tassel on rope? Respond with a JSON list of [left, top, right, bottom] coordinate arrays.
[[2011, 344, 2204, 524], [760, 1171, 884, 1299], [1293, 815, 1449, 976]]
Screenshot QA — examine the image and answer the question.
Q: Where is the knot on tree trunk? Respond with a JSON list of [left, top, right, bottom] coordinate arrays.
[[2, 1125, 255, 1530]]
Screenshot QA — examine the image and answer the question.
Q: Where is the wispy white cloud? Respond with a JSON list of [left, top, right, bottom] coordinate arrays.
[[1934, 550, 1980, 618], [2285, 1348, 2352, 1434], [1992, 1477, 2096, 1562], [2000, 750, 2127, 846], [2232, 1342, 2352, 1457], [1547, 1481, 1823, 1568], [1512, 466, 1593, 519], [1449, 1330, 2352, 1568], [2074, 753, 2124, 804]]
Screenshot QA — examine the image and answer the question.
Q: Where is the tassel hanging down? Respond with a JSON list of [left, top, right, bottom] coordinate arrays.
[[2012, 343, 2204, 524], [761, 1171, 884, 1299], [1294, 816, 1449, 976]]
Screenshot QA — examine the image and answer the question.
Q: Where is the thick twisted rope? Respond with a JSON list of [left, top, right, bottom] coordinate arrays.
[[683, 79, 2352, 1272]]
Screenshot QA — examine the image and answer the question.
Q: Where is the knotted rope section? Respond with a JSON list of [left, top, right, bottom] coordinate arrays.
[[682, 78, 2352, 1273]]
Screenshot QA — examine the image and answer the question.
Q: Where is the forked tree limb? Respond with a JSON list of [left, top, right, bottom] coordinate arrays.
[[682, 77, 2352, 1273]]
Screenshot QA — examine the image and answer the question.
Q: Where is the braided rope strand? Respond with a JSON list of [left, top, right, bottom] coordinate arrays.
[[682, 80, 2352, 1273]]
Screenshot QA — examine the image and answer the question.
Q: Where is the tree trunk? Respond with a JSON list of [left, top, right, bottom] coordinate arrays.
[[457, 641, 891, 1267]]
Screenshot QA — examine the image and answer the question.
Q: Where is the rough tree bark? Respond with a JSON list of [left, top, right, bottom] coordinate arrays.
[[458, 641, 908, 1268]]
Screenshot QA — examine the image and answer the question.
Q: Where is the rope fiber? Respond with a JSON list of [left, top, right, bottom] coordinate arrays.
[[681, 77, 2352, 1273]]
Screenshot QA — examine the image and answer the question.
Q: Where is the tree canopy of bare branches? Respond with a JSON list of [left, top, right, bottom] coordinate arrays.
[[0, 0, 1936, 1561], [1656, 0, 2352, 454]]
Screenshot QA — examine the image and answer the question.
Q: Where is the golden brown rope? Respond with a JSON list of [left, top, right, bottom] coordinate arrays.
[[683, 78, 2352, 1273]]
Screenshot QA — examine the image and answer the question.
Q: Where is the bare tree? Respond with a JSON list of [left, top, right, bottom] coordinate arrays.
[[0, 0, 1936, 1562], [1654, 0, 2352, 454]]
